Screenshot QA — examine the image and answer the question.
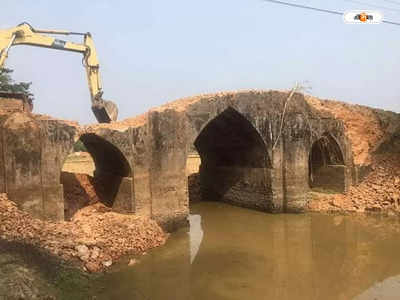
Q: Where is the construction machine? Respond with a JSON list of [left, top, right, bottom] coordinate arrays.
[[0, 22, 118, 123]]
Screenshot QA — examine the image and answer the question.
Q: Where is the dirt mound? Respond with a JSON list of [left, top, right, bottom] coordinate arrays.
[[308, 153, 400, 213], [61, 172, 101, 220], [0, 194, 167, 273], [305, 95, 399, 165], [86, 112, 149, 132]]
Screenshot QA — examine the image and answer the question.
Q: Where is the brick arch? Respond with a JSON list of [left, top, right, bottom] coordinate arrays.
[[309, 131, 346, 193], [187, 103, 271, 152], [311, 132, 345, 165], [189, 106, 273, 211], [59, 132, 133, 180], [60, 133, 134, 219], [79, 133, 132, 178], [194, 106, 271, 168]]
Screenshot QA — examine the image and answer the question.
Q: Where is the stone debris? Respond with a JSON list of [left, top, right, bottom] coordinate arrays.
[[308, 153, 400, 213], [102, 260, 112, 267], [128, 258, 138, 266], [91, 246, 100, 260], [61, 172, 101, 220], [75, 244, 90, 262], [0, 194, 167, 273]]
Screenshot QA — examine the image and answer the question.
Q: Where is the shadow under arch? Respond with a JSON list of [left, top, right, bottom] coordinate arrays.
[[192, 106, 273, 211], [60, 133, 133, 220], [309, 132, 346, 193], [79, 133, 131, 178]]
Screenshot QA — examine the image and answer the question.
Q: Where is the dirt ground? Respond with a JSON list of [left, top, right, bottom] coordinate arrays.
[[62, 152, 95, 176]]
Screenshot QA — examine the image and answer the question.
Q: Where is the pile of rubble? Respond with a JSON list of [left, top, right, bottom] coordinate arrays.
[[308, 154, 400, 213], [305, 95, 399, 166], [61, 172, 100, 220], [0, 194, 167, 273]]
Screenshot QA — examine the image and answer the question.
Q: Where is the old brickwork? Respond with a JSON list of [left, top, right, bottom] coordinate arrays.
[[0, 90, 398, 230]]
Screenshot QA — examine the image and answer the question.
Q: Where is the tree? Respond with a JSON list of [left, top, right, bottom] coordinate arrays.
[[0, 68, 33, 100], [73, 140, 87, 152]]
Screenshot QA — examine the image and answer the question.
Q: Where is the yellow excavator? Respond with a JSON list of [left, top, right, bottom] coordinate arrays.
[[0, 22, 118, 123]]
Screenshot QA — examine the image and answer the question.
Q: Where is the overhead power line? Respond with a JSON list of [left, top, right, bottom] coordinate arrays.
[[381, 0, 400, 6], [262, 0, 400, 26], [344, 0, 400, 13], [262, 0, 342, 16]]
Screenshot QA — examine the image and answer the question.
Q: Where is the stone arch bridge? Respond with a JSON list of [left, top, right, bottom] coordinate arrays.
[[0, 90, 376, 229]]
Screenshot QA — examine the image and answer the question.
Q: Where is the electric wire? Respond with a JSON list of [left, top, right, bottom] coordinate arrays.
[[343, 0, 400, 12], [381, 0, 400, 6], [262, 0, 400, 26], [262, 0, 343, 16]]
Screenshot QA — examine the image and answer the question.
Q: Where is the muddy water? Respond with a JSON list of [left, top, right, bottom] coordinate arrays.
[[86, 202, 400, 300]]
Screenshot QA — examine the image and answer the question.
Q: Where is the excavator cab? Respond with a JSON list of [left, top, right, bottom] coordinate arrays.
[[0, 22, 118, 123]]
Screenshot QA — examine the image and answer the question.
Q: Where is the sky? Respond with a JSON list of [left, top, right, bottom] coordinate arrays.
[[2, 0, 400, 124]]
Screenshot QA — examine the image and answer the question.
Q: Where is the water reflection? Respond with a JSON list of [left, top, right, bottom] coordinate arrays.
[[355, 275, 400, 300], [189, 214, 203, 264], [91, 202, 400, 300]]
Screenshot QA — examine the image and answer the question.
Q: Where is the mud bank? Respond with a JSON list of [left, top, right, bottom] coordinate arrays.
[[0, 193, 167, 273], [0, 240, 92, 299]]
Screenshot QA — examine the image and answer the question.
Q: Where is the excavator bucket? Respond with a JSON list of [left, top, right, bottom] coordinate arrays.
[[91, 99, 118, 123]]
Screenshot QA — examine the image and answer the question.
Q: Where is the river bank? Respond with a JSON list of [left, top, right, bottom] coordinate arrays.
[[0, 239, 93, 299]]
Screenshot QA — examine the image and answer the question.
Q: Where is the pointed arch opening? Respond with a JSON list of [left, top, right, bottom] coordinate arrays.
[[309, 132, 346, 193], [188, 107, 273, 211], [61, 133, 133, 220]]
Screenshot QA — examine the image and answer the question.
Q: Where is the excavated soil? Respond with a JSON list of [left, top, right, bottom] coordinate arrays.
[[61, 172, 101, 220], [308, 153, 400, 214], [305, 95, 399, 166], [61, 152, 109, 220], [305, 96, 400, 213], [0, 193, 167, 273]]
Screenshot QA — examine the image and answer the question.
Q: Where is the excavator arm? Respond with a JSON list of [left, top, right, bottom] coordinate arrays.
[[0, 22, 118, 123]]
